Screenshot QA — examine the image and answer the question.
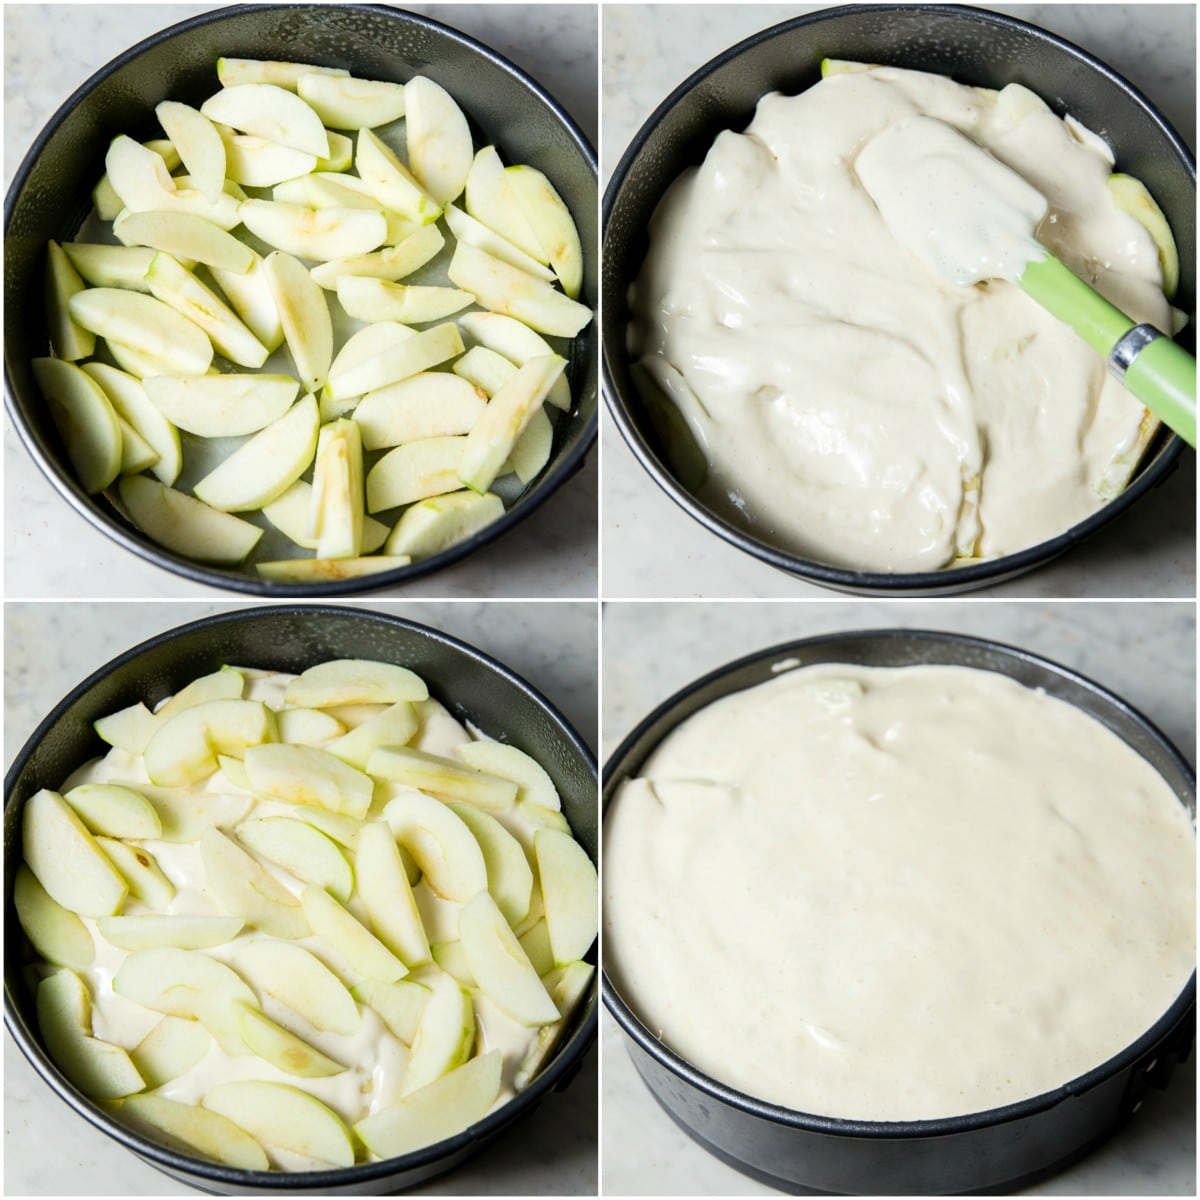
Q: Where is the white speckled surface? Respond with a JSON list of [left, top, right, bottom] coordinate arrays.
[[4, 600, 597, 1195], [601, 600, 1196, 1195], [601, 4, 1196, 598], [3, 3, 597, 599]]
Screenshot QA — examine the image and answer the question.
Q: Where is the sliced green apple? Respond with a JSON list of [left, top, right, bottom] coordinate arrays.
[[443, 203, 555, 281], [286, 659, 429, 707], [155, 664, 245, 718], [371, 745, 517, 811], [255, 556, 411, 582], [457, 311, 571, 411], [299, 885, 408, 982], [513, 960, 594, 1090], [117, 417, 160, 475], [383, 490, 504, 560], [105, 134, 176, 209], [13, 865, 94, 970], [63, 243, 155, 293], [130, 1017, 212, 1089], [70, 288, 212, 378], [356, 821, 431, 967], [118, 476, 263, 565], [216, 58, 349, 90], [264, 251, 333, 393], [200, 827, 309, 939], [366, 435, 469, 513], [243, 741, 374, 819], [355, 127, 441, 224], [352, 977, 430, 1044], [142, 697, 276, 786], [238, 816, 354, 900], [200, 83, 330, 157], [504, 405, 553, 484], [277, 706, 346, 745], [431, 940, 476, 988], [336, 276, 472, 324], [22, 788, 128, 918], [275, 172, 418, 244], [97, 914, 244, 952], [402, 971, 475, 1094], [310, 418, 364, 559], [62, 782, 162, 839], [404, 75, 473, 205], [123, 786, 253, 844], [454, 740, 560, 811], [517, 918, 554, 978], [155, 101, 226, 201], [378, 789, 487, 902], [310, 224, 445, 290], [235, 1002, 346, 1077], [291, 804, 367, 849], [210, 249, 286, 353], [45, 240, 95, 361], [31, 358, 122, 494], [325, 701, 418, 769], [327, 320, 463, 402], [94, 700, 159, 754], [505, 164, 584, 299], [535, 827, 597, 964], [464, 145, 542, 259], [117, 1094, 268, 1169], [203, 1080, 354, 1167], [143, 373, 299, 438], [219, 130, 318, 187], [355, 372, 485, 451], [448, 242, 591, 338], [240, 199, 387, 261], [449, 801, 533, 928], [95, 836, 176, 909], [297, 72, 407, 128], [114, 210, 252, 273], [233, 938, 360, 1035]]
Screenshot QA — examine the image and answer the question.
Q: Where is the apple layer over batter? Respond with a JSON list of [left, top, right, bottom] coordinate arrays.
[[630, 67, 1175, 571], [604, 663, 1195, 1120]]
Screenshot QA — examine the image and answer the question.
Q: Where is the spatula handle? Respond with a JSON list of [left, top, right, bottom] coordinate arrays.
[[1123, 332, 1197, 448]]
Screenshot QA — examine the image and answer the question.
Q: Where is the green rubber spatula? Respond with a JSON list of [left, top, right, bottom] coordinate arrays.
[[855, 115, 1196, 448]]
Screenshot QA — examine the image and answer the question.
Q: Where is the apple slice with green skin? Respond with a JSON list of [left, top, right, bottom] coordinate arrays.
[[328, 320, 414, 387], [310, 224, 445, 290], [431, 940, 476, 988], [155, 101, 226, 201], [383, 490, 504, 560], [465, 146, 543, 259], [325, 701, 418, 769], [244, 741, 374, 819], [453, 346, 516, 396], [38, 970, 145, 1099], [93, 173, 124, 221], [379, 790, 487, 902], [352, 978, 430, 1044], [218, 130, 317, 187], [83, 363, 182, 485], [94, 701, 158, 754], [505, 165, 584, 299], [46, 240, 95, 361], [130, 1017, 211, 1089], [143, 698, 276, 786], [201, 83, 329, 157], [117, 418, 160, 475], [366, 436, 469, 513], [291, 804, 367, 850], [63, 243, 155, 293], [210, 250, 285, 353], [286, 659, 429, 708], [355, 127, 442, 224], [263, 480, 389, 553], [114, 210, 253, 274], [503, 406, 553, 484], [143, 373, 299, 438], [454, 740, 561, 811], [1109, 173, 1179, 300], [535, 828, 597, 964], [458, 354, 566, 493], [336, 276, 473, 324], [327, 321, 463, 402], [299, 885, 409, 982], [156, 664, 245, 718], [238, 816, 354, 901], [275, 173, 418, 244], [459, 892, 558, 1026], [62, 783, 162, 839], [240, 199, 388, 261], [235, 1002, 346, 1077], [448, 243, 591, 338], [203, 1080, 355, 1167], [310, 418, 364, 559], [23, 789, 128, 918], [264, 252, 333, 394], [356, 821, 431, 967], [119, 476, 264, 565], [105, 134, 176, 209], [449, 802, 533, 928], [97, 914, 244, 952], [14, 865, 94, 970], [145, 253, 268, 370], [277, 706, 346, 745], [256, 556, 412, 583], [31, 358, 122, 494], [443, 203, 555, 281], [517, 918, 554, 978], [234, 939, 360, 1036], [200, 827, 310, 940], [297, 72, 407, 128], [193, 392, 319, 512], [113, 946, 259, 1052], [458, 311, 571, 411], [96, 836, 176, 909], [70, 288, 213, 377], [217, 754, 252, 789], [217, 58, 348, 90], [355, 373, 486, 451], [317, 131, 355, 173], [359, 1048, 501, 1157], [116, 1094, 269, 1170], [514, 960, 595, 1090], [371, 745, 518, 811], [122, 786, 253, 844], [402, 972, 475, 1094], [403, 75, 473, 205]]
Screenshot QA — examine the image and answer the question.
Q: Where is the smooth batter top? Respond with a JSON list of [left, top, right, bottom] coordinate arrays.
[[630, 67, 1172, 571], [603, 663, 1195, 1121]]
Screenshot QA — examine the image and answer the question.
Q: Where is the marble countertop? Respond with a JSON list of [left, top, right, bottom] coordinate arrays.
[[3, 3, 597, 599], [600, 599, 1196, 1195], [4, 600, 597, 1195], [601, 3, 1196, 598]]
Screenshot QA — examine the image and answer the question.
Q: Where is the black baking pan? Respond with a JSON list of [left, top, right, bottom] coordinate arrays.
[[602, 5, 1195, 596], [5, 605, 597, 1194], [5, 4, 597, 596], [602, 629, 1195, 1194]]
